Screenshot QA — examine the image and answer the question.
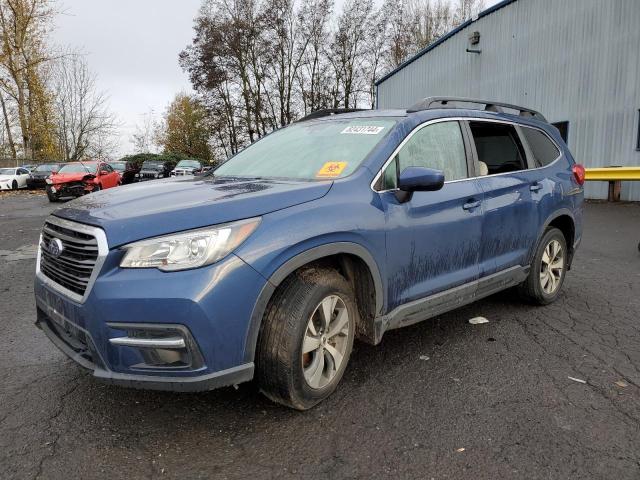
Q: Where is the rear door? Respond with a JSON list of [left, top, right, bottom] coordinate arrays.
[[376, 120, 484, 311], [466, 120, 542, 276]]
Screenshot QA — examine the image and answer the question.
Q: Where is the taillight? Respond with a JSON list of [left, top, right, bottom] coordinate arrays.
[[572, 164, 586, 185]]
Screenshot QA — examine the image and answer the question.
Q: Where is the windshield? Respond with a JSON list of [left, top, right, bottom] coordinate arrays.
[[176, 160, 200, 168], [214, 118, 396, 180], [0, 168, 15, 175], [109, 162, 126, 171], [34, 164, 58, 172], [58, 163, 94, 174], [141, 161, 162, 170]]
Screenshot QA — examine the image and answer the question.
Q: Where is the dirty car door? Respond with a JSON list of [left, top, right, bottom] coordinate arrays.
[[377, 120, 483, 313]]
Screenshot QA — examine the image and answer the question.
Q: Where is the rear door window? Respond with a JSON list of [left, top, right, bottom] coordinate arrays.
[[469, 122, 527, 175], [521, 127, 560, 167]]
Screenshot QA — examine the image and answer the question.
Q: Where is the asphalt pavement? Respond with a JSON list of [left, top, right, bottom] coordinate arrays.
[[1, 191, 639, 480]]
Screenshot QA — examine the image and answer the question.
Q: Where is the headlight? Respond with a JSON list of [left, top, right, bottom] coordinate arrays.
[[120, 218, 261, 271], [45, 178, 53, 184]]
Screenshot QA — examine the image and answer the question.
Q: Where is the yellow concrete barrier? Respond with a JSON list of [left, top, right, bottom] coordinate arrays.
[[584, 167, 640, 181]]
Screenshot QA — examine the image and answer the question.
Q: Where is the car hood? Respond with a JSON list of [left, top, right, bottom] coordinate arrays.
[[53, 176, 333, 247], [50, 173, 93, 183]]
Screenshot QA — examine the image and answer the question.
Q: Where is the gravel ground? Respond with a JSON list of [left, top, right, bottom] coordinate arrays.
[[1, 191, 639, 480]]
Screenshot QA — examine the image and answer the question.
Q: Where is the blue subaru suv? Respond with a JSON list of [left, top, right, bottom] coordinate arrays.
[[35, 97, 584, 410]]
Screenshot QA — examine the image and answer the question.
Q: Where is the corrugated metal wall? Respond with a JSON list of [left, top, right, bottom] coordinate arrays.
[[377, 0, 640, 201]]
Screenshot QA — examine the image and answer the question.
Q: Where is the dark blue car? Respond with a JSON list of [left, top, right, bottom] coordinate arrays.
[[35, 98, 584, 410]]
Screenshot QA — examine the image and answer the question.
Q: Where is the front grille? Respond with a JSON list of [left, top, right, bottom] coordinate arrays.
[[142, 172, 158, 179], [40, 221, 99, 297]]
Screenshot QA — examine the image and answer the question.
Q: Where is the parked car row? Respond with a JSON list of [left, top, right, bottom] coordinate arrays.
[[0, 158, 210, 200]]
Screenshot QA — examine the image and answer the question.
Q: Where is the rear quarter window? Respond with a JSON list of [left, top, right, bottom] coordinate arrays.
[[521, 127, 560, 167]]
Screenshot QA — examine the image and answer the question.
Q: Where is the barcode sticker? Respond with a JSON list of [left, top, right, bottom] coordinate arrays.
[[340, 126, 385, 135]]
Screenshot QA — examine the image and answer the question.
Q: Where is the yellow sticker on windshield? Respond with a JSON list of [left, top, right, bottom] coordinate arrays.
[[316, 162, 347, 178]]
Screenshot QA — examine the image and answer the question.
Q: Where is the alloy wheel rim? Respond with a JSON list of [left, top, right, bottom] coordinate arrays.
[[302, 295, 350, 389], [540, 239, 564, 294]]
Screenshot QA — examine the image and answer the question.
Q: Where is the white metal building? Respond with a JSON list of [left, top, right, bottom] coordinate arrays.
[[375, 0, 640, 201]]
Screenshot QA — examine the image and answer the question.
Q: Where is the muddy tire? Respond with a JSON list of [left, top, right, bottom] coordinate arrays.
[[256, 267, 356, 410], [519, 227, 567, 305]]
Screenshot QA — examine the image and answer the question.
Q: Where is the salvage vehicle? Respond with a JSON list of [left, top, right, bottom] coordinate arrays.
[[108, 161, 140, 185], [136, 159, 176, 181], [45, 161, 120, 202], [27, 163, 65, 189], [35, 98, 584, 410], [0, 167, 30, 190], [171, 159, 203, 176]]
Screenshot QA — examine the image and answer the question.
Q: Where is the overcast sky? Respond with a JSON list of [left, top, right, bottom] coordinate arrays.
[[51, 0, 202, 156], [51, 0, 501, 157]]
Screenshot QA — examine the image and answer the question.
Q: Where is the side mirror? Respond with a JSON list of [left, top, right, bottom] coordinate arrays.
[[395, 167, 445, 202]]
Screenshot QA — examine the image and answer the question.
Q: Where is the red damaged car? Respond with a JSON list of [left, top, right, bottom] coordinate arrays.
[[45, 161, 121, 202]]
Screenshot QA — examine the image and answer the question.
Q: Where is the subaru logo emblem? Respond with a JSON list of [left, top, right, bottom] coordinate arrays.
[[48, 238, 64, 257]]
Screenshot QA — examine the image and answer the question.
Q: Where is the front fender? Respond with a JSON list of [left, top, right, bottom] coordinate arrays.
[[241, 241, 384, 364]]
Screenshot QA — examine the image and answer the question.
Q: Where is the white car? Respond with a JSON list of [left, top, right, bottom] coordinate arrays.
[[0, 167, 30, 190]]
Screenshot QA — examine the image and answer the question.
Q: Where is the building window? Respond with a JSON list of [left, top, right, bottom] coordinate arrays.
[[552, 121, 569, 145]]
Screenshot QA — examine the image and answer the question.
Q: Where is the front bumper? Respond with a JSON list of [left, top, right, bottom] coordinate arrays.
[[0, 181, 14, 190], [27, 177, 48, 189], [35, 248, 267, 392], [49, 181, 94, 197], [36, 309, 253, 391]]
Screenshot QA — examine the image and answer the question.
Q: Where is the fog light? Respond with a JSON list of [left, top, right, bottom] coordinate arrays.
[[107, 323, 204, 370]]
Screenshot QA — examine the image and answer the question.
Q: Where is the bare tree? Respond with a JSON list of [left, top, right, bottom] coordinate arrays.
[[330, 0, 375, 109], [52, 54, 119, 160], [131, 109, 158, 153], [0, 0, 57, 160], [296, 0, 333, 114]]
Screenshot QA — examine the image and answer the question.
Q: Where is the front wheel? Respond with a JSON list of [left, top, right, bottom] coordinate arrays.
[[45, 186, 59, 202], [256, 268, 356, 410], [519, 227, 567, 305], [11, 180, 17, 190]]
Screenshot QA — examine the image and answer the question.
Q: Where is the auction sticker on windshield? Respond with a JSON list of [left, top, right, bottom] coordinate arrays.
[[341, 125, 385, 135], [316, 162, 348, 178]]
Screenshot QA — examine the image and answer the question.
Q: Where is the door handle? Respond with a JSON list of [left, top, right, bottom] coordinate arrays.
[[462, 200, 481, 210], [530, 182, 542, 192]]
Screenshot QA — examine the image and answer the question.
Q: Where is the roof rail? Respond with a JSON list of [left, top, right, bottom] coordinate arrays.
[[406, 96, 547, 122], [298, 108, 369, 122]]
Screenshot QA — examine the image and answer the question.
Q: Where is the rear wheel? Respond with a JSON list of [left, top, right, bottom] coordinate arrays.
[[256, 267, 356, 410], [519, 227, 567, 305]]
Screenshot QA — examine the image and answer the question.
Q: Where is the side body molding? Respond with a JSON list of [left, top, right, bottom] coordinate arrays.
[[243, 242, 384, 363]]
